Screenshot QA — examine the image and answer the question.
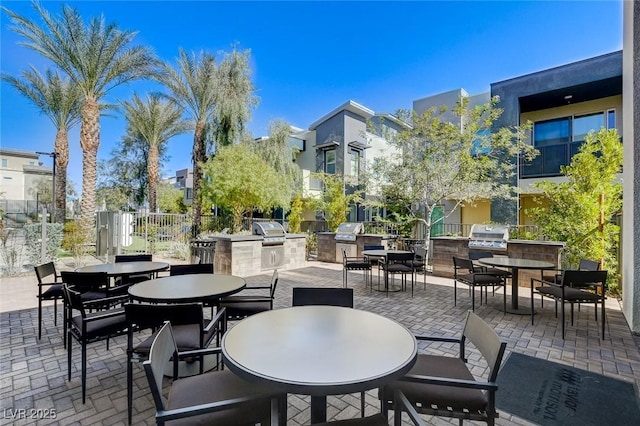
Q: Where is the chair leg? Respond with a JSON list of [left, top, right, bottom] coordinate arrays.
[[67, 332, 72, 382], [561, 302, 566, 339], [454, 281, 457, 306], [601, 299, 606, 339], [127, 354, 133, 424], [360, 390, 365, 417], [38, 298, 42, 340], [53, 299, 58, 326], [82, 341, 87, 404]]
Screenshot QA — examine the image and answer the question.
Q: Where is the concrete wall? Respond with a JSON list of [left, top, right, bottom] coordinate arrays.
[[622, 0, 639, 334]]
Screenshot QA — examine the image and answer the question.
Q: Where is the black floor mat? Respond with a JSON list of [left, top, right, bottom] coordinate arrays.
[[496, 352, 640, 426]]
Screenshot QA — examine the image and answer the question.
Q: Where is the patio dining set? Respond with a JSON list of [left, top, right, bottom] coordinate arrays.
[[29, 250, 613, 425]]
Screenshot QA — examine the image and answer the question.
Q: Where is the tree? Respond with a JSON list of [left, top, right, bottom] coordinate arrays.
[[2, 67, 81, 222], [4, 1, 158, 229], [527, 128, 623, 289], [121, 93, 189, 212], [157, 48, 257, 235], [312, 173, 364, 232], [253, 120, 302, 209], [157, 182, 187, 214], [371, 96, 535, 241], [201, 143, 283, 233]]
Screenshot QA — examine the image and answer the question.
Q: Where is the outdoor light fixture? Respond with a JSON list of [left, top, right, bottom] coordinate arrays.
[[36, 151, 58, 222]]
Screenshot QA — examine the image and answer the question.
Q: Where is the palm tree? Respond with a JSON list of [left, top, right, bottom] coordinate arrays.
[[121, 94, 189, 212], [3, 2, 158, 228], [2, 67, 82, 222], [157, 48, 257, 235]]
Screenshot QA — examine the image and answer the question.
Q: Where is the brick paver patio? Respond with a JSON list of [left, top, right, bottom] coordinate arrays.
[[1, 259, 639, 425]]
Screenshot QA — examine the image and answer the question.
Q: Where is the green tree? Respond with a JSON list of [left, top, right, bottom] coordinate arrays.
[[201, 143, 283, 233], [2, 67, 82, 222], [253, 119, 302, 207], [287, 195, 304, 233], [313, 173, 364, 231], [157, 182, 187, 214], [527, 128, 623, 290], [28, 177, 52, 203], [157, 48, 257, 235], [4, 1, 158, 229], [371, 96, 535, 240], [121, 93, 189, 212]]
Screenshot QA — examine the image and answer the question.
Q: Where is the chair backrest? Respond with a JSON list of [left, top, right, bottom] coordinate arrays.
[[60, 271, 109, 292], [452, 256, 474, 273], [413, 245, 428, 259], [125, 303, 203, 331], [270, 270, 279, 299], [143, 322, 177, 412], [292, 287, 354, 308], [170, 263, 214, 276], [35, 262, 57, 284], [578, 259, 601, 271], [387, 252, 414, 264], [461, 311, 506, 382], [61, 285, 87, 317], [561, 270, 608, 291], [115, 253, 152, 263], [468, 251, 493, 261], [363, 245, 384, 251]]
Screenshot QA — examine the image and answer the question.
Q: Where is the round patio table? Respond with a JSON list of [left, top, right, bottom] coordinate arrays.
[[478, 257, 554, 315], [75, 261, 169, 277], [127, 273, 246, 303], [222, 305, 417, 424]]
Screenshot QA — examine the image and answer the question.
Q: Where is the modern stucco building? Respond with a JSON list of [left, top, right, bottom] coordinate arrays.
[[412, 51, 623, 231], [0, 148, 52, 200]]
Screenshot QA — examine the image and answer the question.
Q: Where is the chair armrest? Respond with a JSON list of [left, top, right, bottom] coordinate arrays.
[[177, 346, 223, 359], [38, 282, 62, 288], [157, 394, 279, 423], [415, 336, 461, 344], [400, 373, 498, 391], [243, 285, 271, 290], [394, 390, 426, 426], [203, 307, 227, 334], [82, 294, 129, 308], [531, 278, 562, 287], [82, 308, 126, 322]]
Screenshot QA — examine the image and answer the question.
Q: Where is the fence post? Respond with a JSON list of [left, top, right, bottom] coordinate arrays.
[[40, 208, 47, 264]]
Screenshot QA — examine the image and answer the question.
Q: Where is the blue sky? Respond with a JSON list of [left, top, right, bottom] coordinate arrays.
[[1, 1, 623, 190]]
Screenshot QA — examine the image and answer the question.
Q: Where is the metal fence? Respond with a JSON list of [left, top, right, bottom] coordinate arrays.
[[0, 199, 52, 228]]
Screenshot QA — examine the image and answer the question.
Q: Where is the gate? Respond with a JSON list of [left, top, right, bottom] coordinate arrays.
[[96, 211, 192, 260]]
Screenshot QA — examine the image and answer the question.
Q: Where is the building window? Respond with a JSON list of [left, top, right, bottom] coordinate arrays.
[[1, 159, 7, 168], [523, 110, 617, 178], [325, 149, 336, 174], [349, 150, 360, 178]]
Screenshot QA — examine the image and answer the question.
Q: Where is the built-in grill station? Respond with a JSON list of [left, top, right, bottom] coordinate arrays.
[[252, 222, 286, 269], [335, 222, 364, 262], [468, 224, 509, 252]]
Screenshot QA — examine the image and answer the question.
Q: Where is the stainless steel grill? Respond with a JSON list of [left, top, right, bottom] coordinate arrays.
[[468, 224, 509, 251], [335, 222, 364, 242], [252, 222, 286, 246]]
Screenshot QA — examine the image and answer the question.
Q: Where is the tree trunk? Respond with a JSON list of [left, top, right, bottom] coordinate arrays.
[[54, 128, 68, 223], [191, 120, 207, 236], [79, 99, 100, 235], [148, 144, 159, 213]]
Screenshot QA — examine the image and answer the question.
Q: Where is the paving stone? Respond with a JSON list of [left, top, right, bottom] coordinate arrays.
[[1, 260, 639, 425]]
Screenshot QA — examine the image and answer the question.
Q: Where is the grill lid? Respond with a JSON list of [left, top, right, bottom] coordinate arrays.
[[468, 224, 509, 250], [335, 222, 364, 241], [252, 222, 286, 245]]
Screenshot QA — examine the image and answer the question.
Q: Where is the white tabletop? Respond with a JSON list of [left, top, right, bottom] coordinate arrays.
[[75, 261, 169, 277], [128, 273, 246, 303], [222, 306, 417, 396]]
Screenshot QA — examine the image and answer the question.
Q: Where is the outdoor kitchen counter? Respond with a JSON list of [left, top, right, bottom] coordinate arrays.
[[316, 232, 398, 263], [206, 233, 306, 276], [431, 237, 565, 287]]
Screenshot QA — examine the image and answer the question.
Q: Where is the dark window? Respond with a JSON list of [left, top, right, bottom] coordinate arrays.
[[534, 117, 570, 147], [325, 150, 336, 174]]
